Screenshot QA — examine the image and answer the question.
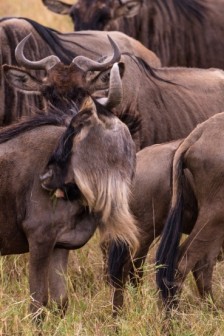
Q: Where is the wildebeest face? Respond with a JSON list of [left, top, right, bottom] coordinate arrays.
[[72, 0, 112, 31], [71, 0, 143, 31], [42, 0, 143, 31], [41, 63, 88, 110], [3, 34, 125, 112], [40, 97, 139, 251]]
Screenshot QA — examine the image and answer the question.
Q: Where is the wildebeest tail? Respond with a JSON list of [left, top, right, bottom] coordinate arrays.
[[156, 124, 204, 305]]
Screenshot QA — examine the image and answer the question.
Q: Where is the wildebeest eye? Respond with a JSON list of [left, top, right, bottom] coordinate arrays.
[[127, 4, 134, 10], [101, 71, 110, 83]]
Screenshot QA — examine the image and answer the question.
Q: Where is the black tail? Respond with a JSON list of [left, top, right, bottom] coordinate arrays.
[[156, 159, 184, 305], [108, 241, 130, 288]]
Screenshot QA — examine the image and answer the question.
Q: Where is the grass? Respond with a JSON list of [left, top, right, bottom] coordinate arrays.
[[1, 236, 224, 335], [0, 0, 73, 32], [1, 1, 224, 335]]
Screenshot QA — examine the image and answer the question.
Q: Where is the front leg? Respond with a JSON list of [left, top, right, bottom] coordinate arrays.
[[49, 248, 69, 315], [28, 240, 54, 319], [107, 241, 131, 315]]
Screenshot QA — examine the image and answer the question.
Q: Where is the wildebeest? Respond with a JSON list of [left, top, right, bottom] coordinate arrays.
[[42, 0, 224, 68], [0, 16, 160, 125], [6, 31, 224, 317], [4, 33, 224, 152], [5, 36, 224, 308], [0, 92, 138, 317], [107, 139, 199, 312], [156, 112, 224, 309]]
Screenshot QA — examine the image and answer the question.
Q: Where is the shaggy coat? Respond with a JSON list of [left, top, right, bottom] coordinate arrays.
[[0, 16, 160, 124], [46, 0, 224, 68], [108, 139, 198, 311], [5, 41, 224, 151], [0, 101, 137, 317], [156, 112, 224, 308]]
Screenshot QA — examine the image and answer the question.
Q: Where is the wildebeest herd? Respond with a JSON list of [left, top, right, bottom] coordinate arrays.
[[1, 0, 224, 323]]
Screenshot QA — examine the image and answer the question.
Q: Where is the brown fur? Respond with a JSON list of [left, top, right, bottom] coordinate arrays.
[[0, 102, 137, 317], [0, 17, 160, 125], [109, 139, 198, 311], [5, 19, 224, 154], [41, 99, 139, 253], [52, 0, 224, 68], [156, 111, 224, 308], [0, 120, 96, 317], [5, 49, 224, 153]]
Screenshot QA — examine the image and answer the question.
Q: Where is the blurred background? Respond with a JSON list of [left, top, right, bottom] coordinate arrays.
[[0, 0, 74, 32]]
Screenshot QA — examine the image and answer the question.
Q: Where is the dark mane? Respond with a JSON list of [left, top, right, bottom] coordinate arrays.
[[174, 0, 208, 22], [0, 108, 75, 145], [48, 108, 94, 168], [0, 17, 75, 64], [119, 104, 141, 138], [47, 120, 76, 168], [122, 53, 179, 86], [0, 17, 100, 64], [48, 102, 133, 169]]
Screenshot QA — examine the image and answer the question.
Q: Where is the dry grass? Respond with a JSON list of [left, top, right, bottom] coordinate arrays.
[[0, 0, 74, 32], [1, 1, 224, 335], [1, 237, 224, 336]]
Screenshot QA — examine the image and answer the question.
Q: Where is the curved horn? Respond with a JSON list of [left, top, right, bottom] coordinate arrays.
[[72, 35, 121, 72], [15, 33, 61, 71], [97, 63, 123, 109]]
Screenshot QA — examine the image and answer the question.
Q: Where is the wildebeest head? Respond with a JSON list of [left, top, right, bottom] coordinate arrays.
[[40, 96, 139, 252], [42, 0, 142, 31], [3, 33, 125, 113]]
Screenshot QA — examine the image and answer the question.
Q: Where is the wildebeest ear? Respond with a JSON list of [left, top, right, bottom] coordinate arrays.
[[42, 0, 72, 15], [114, 0, 142, 19], [3, 65, 42, 94]]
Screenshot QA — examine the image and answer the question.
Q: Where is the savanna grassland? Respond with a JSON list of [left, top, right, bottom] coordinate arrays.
[[1, 1, 224, 335]]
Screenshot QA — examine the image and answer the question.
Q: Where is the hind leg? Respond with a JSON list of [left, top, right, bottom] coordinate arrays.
[[192, 257, 215, 301], [174, 215, 224, 306], [111, 235, 156, 314]]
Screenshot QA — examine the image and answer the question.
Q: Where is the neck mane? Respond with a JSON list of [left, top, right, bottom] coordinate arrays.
[[0, 109, 74, 145]]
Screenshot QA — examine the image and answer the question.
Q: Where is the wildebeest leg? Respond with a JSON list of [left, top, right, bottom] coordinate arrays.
[[48, 248, 69, 314], [103, 241, 135, 315], [192, 257, 215, 301], [174, 214, 224, 305], [108, 241, 132, 315], [112, 261, 131, 316], [217, 240, 224, 261], [28, 241, 54, 318], [111, 243, 152, 314]]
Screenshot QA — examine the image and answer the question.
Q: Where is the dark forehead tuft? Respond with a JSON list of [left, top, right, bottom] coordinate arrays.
[[48, 107, 95, 167]]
